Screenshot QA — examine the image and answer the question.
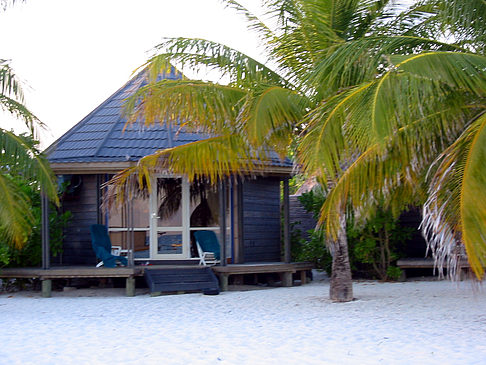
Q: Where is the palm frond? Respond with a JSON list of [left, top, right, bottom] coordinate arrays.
[[0, 95, 37, 129], [0, 173, 33, 248], [238, 85, 307, 151], [0, 129, 58, 204], [423, 112, 486, 279], [148, 37, 287, 88], [366, 52, 485, 141], [222, 0, 276, 42], [391, 52, 486, 95], [298, 81, 375, 179], [123, 79, 245, 133], [107, 134, 271, 206], [434, 0, 486, 52], [317, 106, 467, 241], [309, 35, 464, 98], [264, 0, 344, 87], [0, 61, 41, 133], [0, 60, 24, 100]]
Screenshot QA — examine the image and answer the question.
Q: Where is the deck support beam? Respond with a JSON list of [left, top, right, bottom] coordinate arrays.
[[41, 279, 52, 298], [125, 277, 135, 296], [300, 270, 307, 285], [281, 272, 293, 287], [219, 274, 229, 292]]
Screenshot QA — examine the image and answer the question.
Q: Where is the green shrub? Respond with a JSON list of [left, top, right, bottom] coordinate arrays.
[[291, 188, 412, 280], [386, 266, 403, 281], [348, 209, 412, 280], [0, 242, 9, 267], [2, 178, 71, 267], [293, 228, 333, 273]]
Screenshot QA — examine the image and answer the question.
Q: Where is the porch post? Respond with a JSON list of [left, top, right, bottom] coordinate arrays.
[[236, 177, 244, 264], [128, 198, 135, 267], [283, 177, 291, 264], [41, 190, 50, 269], [219, 178, 227, 266]]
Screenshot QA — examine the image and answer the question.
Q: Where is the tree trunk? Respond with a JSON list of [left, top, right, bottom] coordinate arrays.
[[329, 214, 353, 302]]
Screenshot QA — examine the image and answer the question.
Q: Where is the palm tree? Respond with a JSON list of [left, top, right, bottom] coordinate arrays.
[[110, 0, 431, 302], [298, 0, 486, 279], [0, 60, 58, 249]]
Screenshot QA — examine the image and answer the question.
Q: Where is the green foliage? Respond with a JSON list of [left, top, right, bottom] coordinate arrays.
[[288, 174, 306, 195], [297, 188, 326, 220], [292, 226, 333, 273], [348, 209, 412, 280], [386, 266, 403, 281], [293, 189, 412, 280], [2, 177, 71, 267], [0, 242, 9, 266]]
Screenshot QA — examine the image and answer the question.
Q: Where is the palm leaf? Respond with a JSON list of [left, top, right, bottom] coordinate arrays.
[[0, 61, 42, 133], [123, 79, 245, 133], [0, 129, 58, 204], [148, 37, 287, 88], [423, 113, 486, 279], [222, 0, 276, 42], [0, 173, 33, 248], [316, 106, 466, 241], [238, 85, 307, 150], [298, 81, 375, 179], [391, 52, 486, 95], [107, 134, 270, 206], [368, 52, 485, 141], [309, 35, 464, 98]]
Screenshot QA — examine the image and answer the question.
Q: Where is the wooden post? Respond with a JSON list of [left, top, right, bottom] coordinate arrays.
[[128, 199, 134, 267], [125, 277, 135, 297], [300, 270, 307, 285], [282, 272, 293, 287], [283, 178, 291, 263], [41, 191, 50, 269], [219, 274, 229, 292], [219, 179, 227, 266], [41, 279, 52, 298], [236, 177, 244, 264]]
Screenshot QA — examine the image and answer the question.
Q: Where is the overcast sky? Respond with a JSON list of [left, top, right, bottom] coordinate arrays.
[[0, 0, 262, 148]]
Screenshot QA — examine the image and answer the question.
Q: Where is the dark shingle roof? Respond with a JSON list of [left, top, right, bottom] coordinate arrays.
[[46, 69, 292, 169]]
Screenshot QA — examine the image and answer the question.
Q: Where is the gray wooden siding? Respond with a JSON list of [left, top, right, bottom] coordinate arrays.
[[61, 174, 99, 265], [242, 177, 281, 262], [289, 195, 317, 241]]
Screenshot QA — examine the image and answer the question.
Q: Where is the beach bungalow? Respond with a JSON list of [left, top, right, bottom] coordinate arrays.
[[24, 68, 312, 295]]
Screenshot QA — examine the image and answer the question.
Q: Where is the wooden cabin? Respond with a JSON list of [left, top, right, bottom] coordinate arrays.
[[31, 69, 313, 295]]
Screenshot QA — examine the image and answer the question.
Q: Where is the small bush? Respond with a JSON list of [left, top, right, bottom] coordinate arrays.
[[291, 188, 412, 280], [2, 178, 72, 268]]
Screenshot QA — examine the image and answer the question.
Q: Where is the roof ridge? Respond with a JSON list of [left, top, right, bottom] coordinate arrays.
[[92, 73, 147, 158]]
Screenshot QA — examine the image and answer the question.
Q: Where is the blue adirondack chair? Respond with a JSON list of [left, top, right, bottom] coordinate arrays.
[[90, 224, 128, 268], [193, 230, 221, 266]]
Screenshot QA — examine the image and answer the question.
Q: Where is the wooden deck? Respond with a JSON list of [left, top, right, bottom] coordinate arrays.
[[0, 266, 142, 297], [212, 262, 314, 291], [396, 258, 470, 280], [0, 261, 314, 296]]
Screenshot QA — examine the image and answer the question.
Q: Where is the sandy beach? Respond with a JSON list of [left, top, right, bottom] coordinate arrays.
[[1, 274, 485, 365]]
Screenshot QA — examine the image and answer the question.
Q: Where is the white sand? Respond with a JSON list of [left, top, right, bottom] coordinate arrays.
[[1, 275, 485, 365]]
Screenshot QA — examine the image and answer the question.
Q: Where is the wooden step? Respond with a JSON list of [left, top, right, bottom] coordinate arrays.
[[144, 267, 220, 295]]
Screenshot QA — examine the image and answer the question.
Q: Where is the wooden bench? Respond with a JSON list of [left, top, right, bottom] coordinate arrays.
[[211, 262, 314, 291], [0, 267, 142, 297], [396, 258, 470, 280]]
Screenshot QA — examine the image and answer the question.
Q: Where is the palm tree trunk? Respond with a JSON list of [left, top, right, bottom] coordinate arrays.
[[329, 214, 353, 302]]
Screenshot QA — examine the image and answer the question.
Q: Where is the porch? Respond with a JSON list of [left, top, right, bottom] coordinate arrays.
[[0, 262, 314, 297]]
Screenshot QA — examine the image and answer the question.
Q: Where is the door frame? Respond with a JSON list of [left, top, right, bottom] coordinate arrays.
[[149, 175, 191, 260]]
